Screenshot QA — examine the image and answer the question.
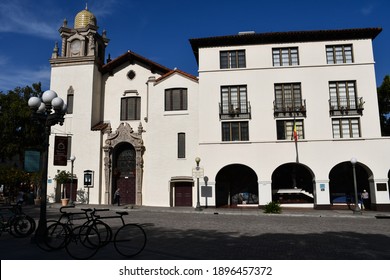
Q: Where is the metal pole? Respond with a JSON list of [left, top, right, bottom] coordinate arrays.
[[195, 158, 202, 211], [69, 158, 74, 204], [34, 125, 50, 243]]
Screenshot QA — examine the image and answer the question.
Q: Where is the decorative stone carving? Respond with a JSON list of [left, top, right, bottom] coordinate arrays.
[[103, 122, 145, 205]]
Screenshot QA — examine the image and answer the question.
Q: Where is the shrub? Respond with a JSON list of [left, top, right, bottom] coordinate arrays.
[[264, 201, 282, 214]]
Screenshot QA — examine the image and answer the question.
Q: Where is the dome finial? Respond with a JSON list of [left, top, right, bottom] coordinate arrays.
[[85, 2, 88, 10], [74, 3, 97, 28]]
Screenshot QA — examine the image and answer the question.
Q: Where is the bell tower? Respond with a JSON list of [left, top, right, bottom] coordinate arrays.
[[51, 4, 109, 64], [47, 5, 109, 205]]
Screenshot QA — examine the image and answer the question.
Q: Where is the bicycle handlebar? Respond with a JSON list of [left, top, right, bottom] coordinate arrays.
[[59, 205, 75, 213]]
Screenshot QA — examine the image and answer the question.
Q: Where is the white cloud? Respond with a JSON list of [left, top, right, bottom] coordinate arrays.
[[0, 66, 51, 92], [0, 1, 58, 39], [360, 5, 374, 16]]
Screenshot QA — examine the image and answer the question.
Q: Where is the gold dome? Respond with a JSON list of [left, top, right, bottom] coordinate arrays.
[[74, 5, 97, 29]]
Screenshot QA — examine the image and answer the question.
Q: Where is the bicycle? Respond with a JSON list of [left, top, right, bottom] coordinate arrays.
[[66, 208, 146, 259], [35, 205, 92, 252], [0, 203, 36, 238]]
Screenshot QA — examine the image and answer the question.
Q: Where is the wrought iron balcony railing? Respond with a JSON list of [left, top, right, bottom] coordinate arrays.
[[273, 99, 306, 117], [329, 97, 364, 116], [219, 102, 251, 120]]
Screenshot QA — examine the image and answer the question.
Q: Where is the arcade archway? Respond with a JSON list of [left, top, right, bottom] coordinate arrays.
[[215, 164, 258, 207], [271, 163, 315, 204], [329, 161, 372, 208]]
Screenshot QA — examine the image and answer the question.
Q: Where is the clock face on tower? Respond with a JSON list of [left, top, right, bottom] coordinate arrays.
[[70, 40, 81, 55]]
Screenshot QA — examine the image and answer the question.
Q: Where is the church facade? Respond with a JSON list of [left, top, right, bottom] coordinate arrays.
[[46, 7, 390, 211]]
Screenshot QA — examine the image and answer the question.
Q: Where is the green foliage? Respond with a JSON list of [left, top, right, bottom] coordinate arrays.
[[54, 170, 72, 184], [377, 75, 390, 136], [0, 83, 45, 164], [264, 201, 282, 214]]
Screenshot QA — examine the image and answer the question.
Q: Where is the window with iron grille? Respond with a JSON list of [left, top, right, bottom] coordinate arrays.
[[329, 81, 357, 110], [274, 83, 302, 111], [165, 88, 188, 111], [221, 85, 248, 115], [272, 47, 299, 66], [120, 97, 141, 120], [332, 118, 360, 138], [222, 121, 249, 141], [220, 50, 246, 69], [178, 133, 186, 158], [276, 119, 304, 140], [326, 44, 353, 64]]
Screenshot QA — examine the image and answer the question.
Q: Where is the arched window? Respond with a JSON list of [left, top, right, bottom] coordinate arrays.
[[67, 86, 74, 114]]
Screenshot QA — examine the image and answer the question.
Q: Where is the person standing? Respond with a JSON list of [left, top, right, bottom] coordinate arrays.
[[361, 189, 369, 210], [114, 188, 120, 206]]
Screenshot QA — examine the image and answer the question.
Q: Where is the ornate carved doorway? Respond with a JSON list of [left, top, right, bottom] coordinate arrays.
[[104, 123, 145, 206]]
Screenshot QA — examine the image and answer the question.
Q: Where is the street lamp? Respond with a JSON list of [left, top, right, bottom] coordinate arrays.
[[350, 157, 362, 215], [195, 157, 202, 211], [28, 90, 67, 240], [69, 155, 76, 205]]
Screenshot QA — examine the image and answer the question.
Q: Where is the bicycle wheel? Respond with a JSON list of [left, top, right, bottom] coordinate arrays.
[[81, 220, 112, 248], [66, 225, 100, 259], [10, 215, 36, 237], [114, 224, 146, 258], [45, 222, 71, 250]]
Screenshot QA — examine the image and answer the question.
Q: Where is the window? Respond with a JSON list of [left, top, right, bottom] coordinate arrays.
[[277, 120, 304, 140], [222, 121, 249, 141], [272, 47, 299, 66], [332, 118, 360, 138], [120, 97, 141, 120], [66, 86, 74, 114], [220, 50, 246, 69], [329, 81, 357, 110], [326, 44, 353, 64], [165, 88, 187, 111], [178, 133, 185, 158], [221, 85, 248, 115], [274, 83, 302, 111]]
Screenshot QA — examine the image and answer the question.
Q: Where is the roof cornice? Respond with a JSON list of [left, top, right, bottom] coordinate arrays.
[[189, 27, 382, 63], [102, 50, 171, 76]]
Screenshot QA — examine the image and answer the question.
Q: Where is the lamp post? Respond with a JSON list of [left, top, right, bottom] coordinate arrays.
[[28, 90, 67, 240], [195, 157, 202, 211], [350, 157, 362, 215], [69, 155, 76, 205]]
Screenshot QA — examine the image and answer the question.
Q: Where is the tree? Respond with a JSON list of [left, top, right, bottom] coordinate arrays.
[[377, 75, 390, 136], [0, 83, 45, 167]]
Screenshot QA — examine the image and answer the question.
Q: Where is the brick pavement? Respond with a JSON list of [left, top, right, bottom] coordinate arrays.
[[1, 204, 389, 260]]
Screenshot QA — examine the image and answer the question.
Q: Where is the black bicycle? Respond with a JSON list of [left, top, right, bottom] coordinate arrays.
[[0, 203, 36, 238], [66, 208, 146, 259], [35, 205, 92, 252]]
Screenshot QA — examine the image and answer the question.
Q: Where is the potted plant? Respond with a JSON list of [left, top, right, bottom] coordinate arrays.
[[54, 170, 72, 206]]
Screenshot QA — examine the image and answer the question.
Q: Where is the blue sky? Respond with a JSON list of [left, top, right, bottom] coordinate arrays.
[[0, 0, 389, 92]]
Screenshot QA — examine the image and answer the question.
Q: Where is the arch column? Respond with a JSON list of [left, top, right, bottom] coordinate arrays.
[[103, 123, 145, 206]]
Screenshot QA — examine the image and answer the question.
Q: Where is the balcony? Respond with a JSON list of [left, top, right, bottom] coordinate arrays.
[[219, 102, 251, 120], [329, 97, 364, 116], [273, 99, 306, 117]]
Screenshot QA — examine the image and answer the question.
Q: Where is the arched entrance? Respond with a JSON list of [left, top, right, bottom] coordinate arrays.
[[215, 164, 258, 207], [271, 163, 315, 205], [113, 143, 136, 205], [103, 123, 145, 206], [329, 161, 372, 209]]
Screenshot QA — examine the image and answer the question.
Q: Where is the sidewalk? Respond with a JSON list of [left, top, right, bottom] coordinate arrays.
[[46, 202, 390, 218]]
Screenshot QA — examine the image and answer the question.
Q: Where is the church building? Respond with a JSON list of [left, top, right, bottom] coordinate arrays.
[[46, 6, 390, 211]]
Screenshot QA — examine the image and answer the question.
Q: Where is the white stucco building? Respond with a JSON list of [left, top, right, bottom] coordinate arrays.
[[46, 7, 390, 211]]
